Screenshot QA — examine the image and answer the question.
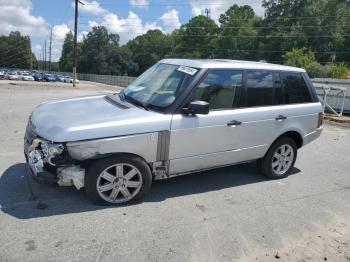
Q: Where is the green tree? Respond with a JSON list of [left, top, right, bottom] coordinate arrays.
[[283, 48, 328, 78], [78, 26, 136, 75], [261, 0, 350, 63], [126, 30, 172, 75], [215, 4, 260, 60], [59, 31, 75, 72], [0, 31, 33, 69], [173, 15, 219, 58]]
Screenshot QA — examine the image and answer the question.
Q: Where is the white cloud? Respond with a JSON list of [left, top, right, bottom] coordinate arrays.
[[160, 9, 181, 33], [78, 0, 108, 15], [50, 24, 71, 61], [34, 24, 85, 62], [189, 0, 265, 22], [89, 11, 162, 44], [129, 0, 149, 9], [0, 0, 48, 37]]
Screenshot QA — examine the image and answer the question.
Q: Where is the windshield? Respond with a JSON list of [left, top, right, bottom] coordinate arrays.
[[122, 63, 198, 109]]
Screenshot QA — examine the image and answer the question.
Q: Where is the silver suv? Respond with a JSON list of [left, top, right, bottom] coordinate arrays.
[[24, 59, 323, 205]]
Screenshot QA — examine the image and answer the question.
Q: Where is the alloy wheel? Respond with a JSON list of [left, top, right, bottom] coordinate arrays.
[[271, 144, 294, 175], [96, 163, 143, 204]]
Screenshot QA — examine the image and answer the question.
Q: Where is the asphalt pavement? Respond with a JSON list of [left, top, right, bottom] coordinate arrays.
[[0, 80, 349, 262]]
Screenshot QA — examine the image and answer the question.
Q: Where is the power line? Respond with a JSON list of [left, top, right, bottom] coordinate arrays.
[[82, 0, 262, 7], [78, 22, 350, 29], [79, 14, 350, 22]]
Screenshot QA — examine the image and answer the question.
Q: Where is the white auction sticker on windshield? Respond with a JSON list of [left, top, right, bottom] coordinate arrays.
[[177, 66, 198, 75]]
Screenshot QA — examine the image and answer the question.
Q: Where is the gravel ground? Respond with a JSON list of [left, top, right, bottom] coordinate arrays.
[[0, 80, 349, 262]]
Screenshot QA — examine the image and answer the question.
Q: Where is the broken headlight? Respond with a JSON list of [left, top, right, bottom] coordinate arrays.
[[40, 142, 64, 166]]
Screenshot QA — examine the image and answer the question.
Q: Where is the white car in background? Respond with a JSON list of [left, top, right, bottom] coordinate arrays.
[[20, 72, 35, 81], [7, 71, 21, 80], [64, 76, 79, 83]]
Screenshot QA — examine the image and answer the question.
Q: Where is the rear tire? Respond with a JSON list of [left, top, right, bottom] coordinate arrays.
[[257, 137, 297, 179], [85, 155, 152, 205]]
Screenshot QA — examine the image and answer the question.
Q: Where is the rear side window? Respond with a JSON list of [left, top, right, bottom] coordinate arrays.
[[280, 72, 312, 104], [245, 71, 274, 107], [192, 70, 242, 110]]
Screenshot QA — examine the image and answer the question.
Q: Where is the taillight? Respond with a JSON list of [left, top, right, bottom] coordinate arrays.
[[317, 112, 323, 128]]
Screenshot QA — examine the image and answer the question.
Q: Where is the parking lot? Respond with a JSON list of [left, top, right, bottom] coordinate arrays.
[[0, 80, 349, 262]]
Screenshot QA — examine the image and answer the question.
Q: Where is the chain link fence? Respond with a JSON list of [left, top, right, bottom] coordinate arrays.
[[77, 73, 137, 87]]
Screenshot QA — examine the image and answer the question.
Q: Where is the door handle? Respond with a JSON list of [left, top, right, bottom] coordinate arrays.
[[275, 115, 287, 121], [227, 120, 242, 126]]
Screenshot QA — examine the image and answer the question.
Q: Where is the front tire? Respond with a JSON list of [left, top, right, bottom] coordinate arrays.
[[257, 137, 297, 179], [85, 155, 152, 205]]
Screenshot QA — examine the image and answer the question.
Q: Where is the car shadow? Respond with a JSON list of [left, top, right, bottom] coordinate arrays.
[[0, 162, 300, 219]]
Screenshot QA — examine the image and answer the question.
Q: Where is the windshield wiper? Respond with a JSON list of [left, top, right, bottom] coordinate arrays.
[[123, 94, 149, 111]]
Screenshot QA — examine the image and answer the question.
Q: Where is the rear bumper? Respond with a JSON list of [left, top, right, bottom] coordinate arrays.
[[303, 127, 322, 146]]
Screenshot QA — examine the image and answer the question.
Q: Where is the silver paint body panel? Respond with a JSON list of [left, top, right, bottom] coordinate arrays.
[[67, 132, 159, 163], [30, 95, 172, 142], [168, 103, 322, 174], [160, 59, 306, 72], [26, 59, 322, 178]]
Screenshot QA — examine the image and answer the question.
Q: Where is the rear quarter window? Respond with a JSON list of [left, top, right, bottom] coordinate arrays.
[[245, 71, 274, 107], [280, 72, 312, 104]]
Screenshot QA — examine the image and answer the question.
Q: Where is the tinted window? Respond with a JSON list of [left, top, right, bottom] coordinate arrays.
[[192, 70, 242, 110], [246, 71, 274, 107], [273, 72, 284, 105], [281, 72, 312, 104]]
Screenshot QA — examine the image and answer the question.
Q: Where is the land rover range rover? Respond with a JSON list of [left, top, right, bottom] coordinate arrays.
[[24, 59, 323, 205]]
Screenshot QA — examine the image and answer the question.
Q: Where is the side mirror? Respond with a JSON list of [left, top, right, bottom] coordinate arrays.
[[183, 101, 209, 115]]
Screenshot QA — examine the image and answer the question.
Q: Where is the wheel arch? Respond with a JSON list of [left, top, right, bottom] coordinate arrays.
[[274, 130, 304, 149], [80, 152, 152, 169]]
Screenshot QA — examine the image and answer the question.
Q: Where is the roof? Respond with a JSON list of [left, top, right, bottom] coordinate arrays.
[[160, 58, 305, 72]]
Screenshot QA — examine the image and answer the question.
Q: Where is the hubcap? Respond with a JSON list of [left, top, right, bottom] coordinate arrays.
[[272, 144, 294, 175], [96, 163, 143, 203]]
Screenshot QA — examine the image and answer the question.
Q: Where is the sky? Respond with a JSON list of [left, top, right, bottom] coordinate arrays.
[[0, 0, 265, 62]]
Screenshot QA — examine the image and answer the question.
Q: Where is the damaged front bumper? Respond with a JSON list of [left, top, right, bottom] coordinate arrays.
[[24, 137, 85, 190]]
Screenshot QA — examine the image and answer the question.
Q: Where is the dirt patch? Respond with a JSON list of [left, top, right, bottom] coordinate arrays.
[[324, 115, 350, 124], [245, 217, 350, 262]]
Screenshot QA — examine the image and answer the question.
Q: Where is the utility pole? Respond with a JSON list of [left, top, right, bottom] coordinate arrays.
[[41, 46, 44, 70], [73, 0, 84, 87], [204, 8, 210, 18], [44, 40, 46, 71], [49, 29, 52, 72]]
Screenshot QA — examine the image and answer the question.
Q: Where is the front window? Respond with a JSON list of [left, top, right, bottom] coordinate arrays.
[[122, 63, 198, 110], [192, 70, 243, 110]]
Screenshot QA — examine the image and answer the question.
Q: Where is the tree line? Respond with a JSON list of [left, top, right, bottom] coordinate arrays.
[[1, 1, 349, 78], [0, 31, 37, 69]]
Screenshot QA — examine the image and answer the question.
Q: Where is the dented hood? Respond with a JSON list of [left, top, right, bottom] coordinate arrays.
[[30, 94, 172, 142]]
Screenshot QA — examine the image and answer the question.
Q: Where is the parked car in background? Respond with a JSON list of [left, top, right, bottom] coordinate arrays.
[[7, 71, 21, 80], [43, 74, 56, 82], [0, 70, 4, 79], [20, 72, 35, 81], [33, 73, 44, 81], [54, 74, 65, 82], [64, 76, 79, 83], [24, 59, 323, 205]]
